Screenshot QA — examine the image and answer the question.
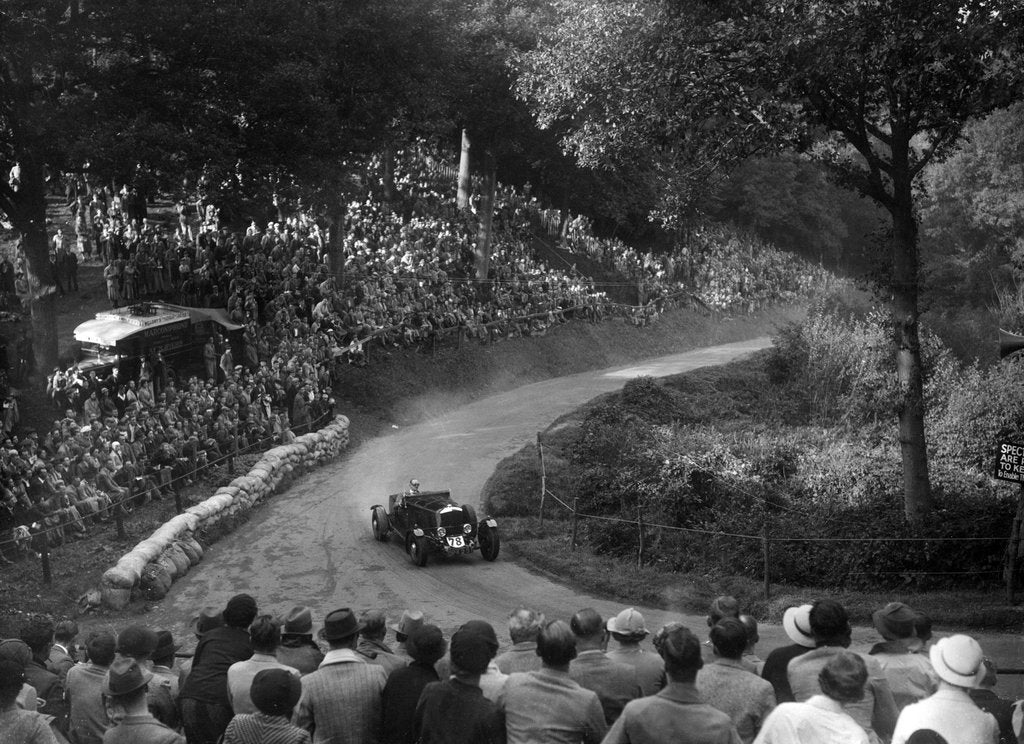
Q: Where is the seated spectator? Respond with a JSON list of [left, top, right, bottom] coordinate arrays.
[[868, 602, 938, 710], [754, 651, 870, 744], [222, 668, 309, 744], [761, 604, 815, 704], [605, 607, 665, 697], [568, 608, 641, 725], [968, 659, 1014, 744], [0, 659, 57, 744], [18, 615, 67, 734], [498, 619, 607, 744], [697, 618, 776, 744], [101, 658, 183, 744], [0, 640, 39, 712], [115, 624, 177, 730], [494, 608, 544, 675], [739, 615, 764, 675], [381, 623, 446, 744], [226, 615, 299, 715], [47, 620, 78, 682], [65, 630, 116, 744], [891, 635, 998, 744]]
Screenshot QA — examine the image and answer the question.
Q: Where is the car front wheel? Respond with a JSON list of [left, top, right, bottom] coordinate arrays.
[[479, 524, 500, 562], [407, 534, 428, 567]]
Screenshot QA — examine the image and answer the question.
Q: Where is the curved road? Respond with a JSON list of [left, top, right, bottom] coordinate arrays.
[[145, 336, 1024, 694]]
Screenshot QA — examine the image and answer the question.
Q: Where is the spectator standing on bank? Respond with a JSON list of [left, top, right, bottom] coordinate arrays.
[[227, 615, 299, 715], [356, 610, 405, 677], [222, 668, 310, 744], [65, 630, 116, 744], [101, 658, 184, 744], [276, 606, 325, 676]]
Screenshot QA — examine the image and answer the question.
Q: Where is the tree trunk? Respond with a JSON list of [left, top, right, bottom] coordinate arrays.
[[457, 128, 472, 210], [890, 186, 932, 527], [15, 158, 59, 374], [474, 156, 497, 281], [380, 141, 396, 205], [327, 206, 346, 284]]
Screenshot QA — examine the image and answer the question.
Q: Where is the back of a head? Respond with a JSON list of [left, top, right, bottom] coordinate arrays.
[[508, 607, 545, 644], [0, 660, 25, 707], [54, 620, 79, 645], [224, 593, 258, 629], [116, 625, 159, 661], [360, 609, 387, 640], [810, 599, 850, 645], [709, 618, 748, 660], [19, 615, 55, 656], [654, 623, 703, 681], [707, 595, 740, 627], [86, 630, 117, 667], [818, 650, 867, 704], [249, 615, 281, 654], [537, 620, 577, 667], [569, 608, 605, 642], [738, 614, 759, 646]]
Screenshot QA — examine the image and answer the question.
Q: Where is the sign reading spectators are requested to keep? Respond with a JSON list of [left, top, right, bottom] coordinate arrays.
[[997, 442, 1024, 483]]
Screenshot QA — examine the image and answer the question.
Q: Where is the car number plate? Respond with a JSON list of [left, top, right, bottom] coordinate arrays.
[[447, 535, 465, 548]]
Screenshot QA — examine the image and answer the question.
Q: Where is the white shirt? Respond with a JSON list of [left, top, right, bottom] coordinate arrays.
[[754, 695, 869, 744], [892, 686, 998, 744]]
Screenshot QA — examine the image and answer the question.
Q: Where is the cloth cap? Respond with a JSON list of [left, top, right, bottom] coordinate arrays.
[[930, 634, 985, 689], [103, 657, 153, 696], [320, 608, 363, 642], [458, 620, 499, 655], [250, 668, 302, 716], [782, 605, 816, 648], [283, 606, 314, 635], [116, 625, 159, 659], [607, 608, 649, 638], [406, 624, 447, 666], [872, 602, 918, 641], [450, 629, 492, 675]]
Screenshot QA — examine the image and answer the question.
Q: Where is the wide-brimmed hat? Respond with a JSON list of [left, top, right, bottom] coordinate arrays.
[[251, 668, 302, 716], [782, 605, 816, 648], [391, 610, 425, 638], [283, 606, 314, 635], [930, 634, 985, 688], [406, 624, 447, 665], [103, 657, 153, 696], [872, 602, 918, 641], [320, 608, 363, 642], [190, 607, 223, 637], [607, 608, 649, 638]]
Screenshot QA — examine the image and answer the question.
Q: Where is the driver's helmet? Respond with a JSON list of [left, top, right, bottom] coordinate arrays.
[[409, 478, 420, 492]]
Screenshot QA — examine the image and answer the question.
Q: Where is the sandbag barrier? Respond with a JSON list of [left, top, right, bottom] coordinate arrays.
[[97, 415, 351, 610]]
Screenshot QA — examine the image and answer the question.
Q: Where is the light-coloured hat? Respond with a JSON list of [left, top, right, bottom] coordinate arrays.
[[391, 609, 425, 637], [782, 604, 815, 648], [930, 634, 985, 688], [606, 608, 649, 638]]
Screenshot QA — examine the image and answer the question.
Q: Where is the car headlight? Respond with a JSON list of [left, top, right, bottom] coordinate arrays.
[[463, 523, 472, 534], [436, 527, 446, 538]]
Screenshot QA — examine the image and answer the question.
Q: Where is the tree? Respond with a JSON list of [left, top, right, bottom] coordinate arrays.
[[517, 0, 1024, 525]]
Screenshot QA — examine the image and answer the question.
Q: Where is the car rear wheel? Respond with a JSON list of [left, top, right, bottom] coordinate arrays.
[[371, 507, 389, 542], [479, 523, 500, 562], [407, 534, 428, 567]]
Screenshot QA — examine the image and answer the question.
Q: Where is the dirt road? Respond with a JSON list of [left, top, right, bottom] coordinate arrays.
[[143, 336, 1024, 694]]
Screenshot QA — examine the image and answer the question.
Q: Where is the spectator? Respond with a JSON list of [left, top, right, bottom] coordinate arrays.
[[498, 619, 607, 744], [494, 608, 545, 675], [739, 615, 764, 675], [178, 606, 223, 688], [222, 668, 310, 744], [357, 610, 405, 676], [968, 659, 1014, 744], [891, 635, 998, 744], [707, 596, 741, 629], [697, 618, 776, 743], [179, 593, 257, 744], [227, 615, 299, 715], [101, 658, 184, 744], [276, 606, 324, 676], [0, 639, 39, 712], [603, 622, 741, 744], [149, 631, 181, 723], [293, 607, 387, 744], [381, 623, 446, 744], [605, 607, 666, 697], [115, 624, 178, 730], [19, 615, 67, 734], [391, 610, 425, 662], [413, 625, 506, 744], [567, 607, 642, 725], [0, 659, 57, 744], [48, 620, 78, 682], [454, 620, 507, 703], [761, 604, 815, 704], [754, 651, 870, 744], [787, 599, 898, 744], [868, 602, 938, 710], [65, 630, 116, 744]]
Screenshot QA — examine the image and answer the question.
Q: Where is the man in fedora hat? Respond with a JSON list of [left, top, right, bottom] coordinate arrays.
[[391, 610, 425, 662], [868, 602, 938, 710], [606, 607, 665, 697], [357, 610, 405, 676], [294, 608, 387, 744], [891, 634, 998, 744], [277, 606, 325, 676], [760, 604, 815, 704], [101, 658, 184, 744]]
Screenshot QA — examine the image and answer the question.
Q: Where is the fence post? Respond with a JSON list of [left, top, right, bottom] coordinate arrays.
[[537, 433, 546, 527], [116, 484, 129, 539], [571, 498, 579, 550], [1007, 483, 1024, 603], [762, 510, 772, 600], [33, 525, 52, 585], [637, 505, 644, 568]]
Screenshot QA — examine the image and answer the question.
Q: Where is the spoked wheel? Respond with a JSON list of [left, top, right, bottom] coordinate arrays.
[[407, 534, 428, 567], [371, 507, 389, 541], [479, 523, 500, 561]]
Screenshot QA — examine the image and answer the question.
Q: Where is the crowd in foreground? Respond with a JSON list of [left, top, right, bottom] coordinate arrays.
[[0, 591, 1015, 744]]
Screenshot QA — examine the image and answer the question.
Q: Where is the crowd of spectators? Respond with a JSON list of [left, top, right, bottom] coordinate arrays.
[[0, 593, 1013, 743]]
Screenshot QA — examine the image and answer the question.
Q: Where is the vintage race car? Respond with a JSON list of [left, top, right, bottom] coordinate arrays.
[[370, 489, 500, 567]]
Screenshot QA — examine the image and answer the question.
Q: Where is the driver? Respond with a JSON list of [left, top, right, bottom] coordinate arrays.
[[400, 478, 420, 509]]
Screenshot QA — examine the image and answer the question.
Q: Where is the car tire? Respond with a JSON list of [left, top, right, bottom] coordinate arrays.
[[479, 523, 500, 562], [460, 504, 477, 534], [408, 534, 428, 567], [371, 507, 389, 541]]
